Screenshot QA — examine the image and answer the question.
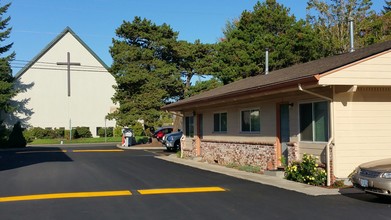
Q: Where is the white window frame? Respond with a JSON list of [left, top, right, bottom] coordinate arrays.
[[240, 108, 260, 133], [213, 112, 227, 133], [185, 116, 194, 138], [298, 100, 329, 142]]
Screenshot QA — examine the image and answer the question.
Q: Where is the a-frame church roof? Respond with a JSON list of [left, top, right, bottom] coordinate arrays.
[[15, 26, 109, 79]]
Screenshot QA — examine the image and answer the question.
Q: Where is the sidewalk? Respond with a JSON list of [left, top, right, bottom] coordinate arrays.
[[155, 154, 363, 197]]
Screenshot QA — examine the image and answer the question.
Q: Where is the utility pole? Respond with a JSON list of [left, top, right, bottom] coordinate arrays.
[[57, 52, 81, 141]]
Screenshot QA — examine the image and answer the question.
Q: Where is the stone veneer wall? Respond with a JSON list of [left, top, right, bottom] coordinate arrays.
[[186, 140, 277, 171], [287, 142, 299, 164]]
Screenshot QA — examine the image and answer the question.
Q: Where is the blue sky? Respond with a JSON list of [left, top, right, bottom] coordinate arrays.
[[7, 0, 385, 74]]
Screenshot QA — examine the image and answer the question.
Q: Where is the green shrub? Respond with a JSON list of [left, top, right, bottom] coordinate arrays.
[[131, 123, 145, 136], [226, 163, 261, 173], [113, 126, 122, 137], [44, 128, 57, 139], [135, 136, 149, 144], [30, 127, 47, 139], [74, 127, 92, 138], [23, 127, 58, 139], [332, 180, 346, 188], [54, 127, 65, 138], [0, 123, 10, 147], [8, 121, 27, 148], [23, 129, 34, 143], [144, 127, 153, 137], [226, 163, 238, 169], [98, 127, 113, 137], [64, 129, 78, 140], [285, 153, 327, 186], [280, 156, 287, 166], [238, 165, 261, 173]]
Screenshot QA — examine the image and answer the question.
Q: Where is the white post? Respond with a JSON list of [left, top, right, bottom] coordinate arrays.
[[265, 48, 269, 75], [104, 117, 107, 142], [69, 118, 72, 141]]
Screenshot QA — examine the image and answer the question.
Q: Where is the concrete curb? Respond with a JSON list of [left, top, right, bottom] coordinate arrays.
[[28, 142, 119, 148], [116, 144, 165, 150], [156, 154, 364, 196]]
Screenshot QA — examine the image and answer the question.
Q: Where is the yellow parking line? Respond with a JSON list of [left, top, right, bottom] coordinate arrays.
[[72, 149, 124, 153], [17, 150, 67, 154], [0, 190, 132, 202], [138, 187, 226, 195]]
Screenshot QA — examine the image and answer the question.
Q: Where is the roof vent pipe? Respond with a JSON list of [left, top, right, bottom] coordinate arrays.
[[349, 17, 355, 53], [265, 48, 269, 75]]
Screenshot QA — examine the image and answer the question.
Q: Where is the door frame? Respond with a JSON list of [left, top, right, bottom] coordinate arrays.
[[276, 103, 290, 167]]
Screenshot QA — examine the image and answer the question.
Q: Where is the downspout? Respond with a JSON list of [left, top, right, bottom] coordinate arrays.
[[298, 84, 334, 187]]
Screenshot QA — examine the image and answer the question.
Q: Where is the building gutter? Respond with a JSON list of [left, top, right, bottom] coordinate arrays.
[[298, 84, 334, 187]]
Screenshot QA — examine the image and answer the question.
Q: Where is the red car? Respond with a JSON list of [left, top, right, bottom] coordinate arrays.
[[153, 127, 173, 142]]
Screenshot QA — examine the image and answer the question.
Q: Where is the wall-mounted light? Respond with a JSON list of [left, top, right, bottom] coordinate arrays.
[[289, 103, 294, 108]]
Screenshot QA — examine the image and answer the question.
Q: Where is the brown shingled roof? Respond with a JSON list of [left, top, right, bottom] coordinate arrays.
[[162, 40, 391, 111]]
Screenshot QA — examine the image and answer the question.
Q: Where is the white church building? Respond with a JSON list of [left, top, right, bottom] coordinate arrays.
[[13, 27, 117, 137]]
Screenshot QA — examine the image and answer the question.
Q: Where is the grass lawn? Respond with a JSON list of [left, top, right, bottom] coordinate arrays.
[[29, 137, 123, 145]]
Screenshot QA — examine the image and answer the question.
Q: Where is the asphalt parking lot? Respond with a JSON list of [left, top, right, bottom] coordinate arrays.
[[1, 145, 390, 220]]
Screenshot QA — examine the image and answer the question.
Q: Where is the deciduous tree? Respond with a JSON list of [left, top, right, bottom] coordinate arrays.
[[358, 11, 391, 45], [306, 0, 376, 54]]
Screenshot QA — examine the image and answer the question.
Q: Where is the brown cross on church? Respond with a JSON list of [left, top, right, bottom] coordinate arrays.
[[57, 52, 81, 97]]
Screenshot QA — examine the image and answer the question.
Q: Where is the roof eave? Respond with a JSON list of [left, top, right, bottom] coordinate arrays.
[[162, 75, 319, 112]]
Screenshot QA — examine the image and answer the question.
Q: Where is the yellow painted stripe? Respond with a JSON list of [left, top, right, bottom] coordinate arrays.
[[138, 187, 226, 195], [0, 190, 132, 202], [17, 150, 67, 154], [72, 149, 124, 153]]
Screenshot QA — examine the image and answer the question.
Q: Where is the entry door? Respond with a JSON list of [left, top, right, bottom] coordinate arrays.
[[196, 114, 203, 156], [280, 104, 290, 165], [197, 114, 203, 139]]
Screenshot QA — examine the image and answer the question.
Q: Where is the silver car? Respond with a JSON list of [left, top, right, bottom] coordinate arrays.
[[162, 131, 182, 151], [350, 158, 391, 197]]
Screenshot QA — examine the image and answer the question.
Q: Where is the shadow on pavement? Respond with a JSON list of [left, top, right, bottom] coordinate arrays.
[[339, 188, 391, 204], [0, 147, 73, 171]]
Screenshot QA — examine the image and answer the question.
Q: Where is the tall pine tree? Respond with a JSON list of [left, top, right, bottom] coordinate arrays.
[[212, 0, 322, 84], [0, 2, 16, 146], [174, 40, 215, 97], [383, 0, 391, 14], [109, 17, 183, 127]]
